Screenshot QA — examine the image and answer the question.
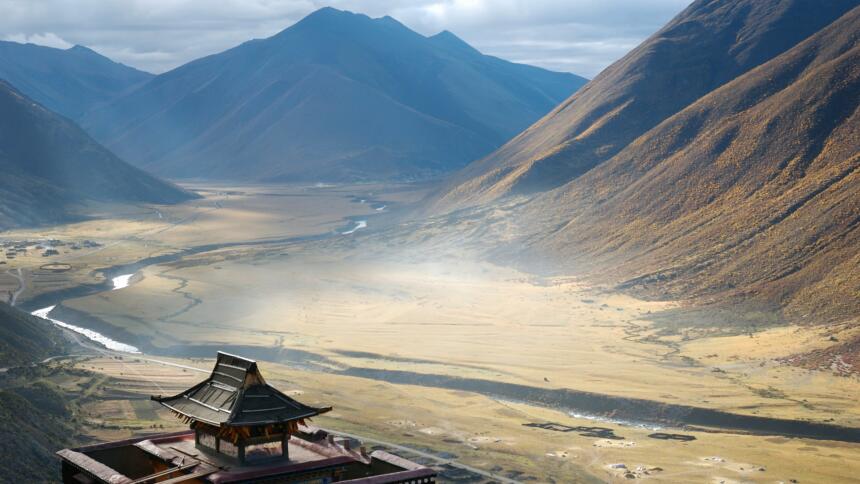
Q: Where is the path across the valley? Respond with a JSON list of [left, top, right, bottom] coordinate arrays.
[[8, 268, 25, 306]]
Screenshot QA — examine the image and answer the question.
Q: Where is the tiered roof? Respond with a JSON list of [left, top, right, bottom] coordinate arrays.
[[152, 352, 330, 427]]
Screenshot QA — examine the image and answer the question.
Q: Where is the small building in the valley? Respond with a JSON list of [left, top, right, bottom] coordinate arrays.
[[57, 352, 436, 483]]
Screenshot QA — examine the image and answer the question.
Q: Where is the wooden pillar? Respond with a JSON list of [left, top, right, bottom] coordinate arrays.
[[282, 433, 290, 461]]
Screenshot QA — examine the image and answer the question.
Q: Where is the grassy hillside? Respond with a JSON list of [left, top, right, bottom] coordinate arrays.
[[0, 383, 75, 482], [0, 303, 75, 481], [426, 0, 858, 212], [0, 302, 67, 369], [402, 1, 859, 336], [81, 7, 586, 182], [516, 5, 860, 326]]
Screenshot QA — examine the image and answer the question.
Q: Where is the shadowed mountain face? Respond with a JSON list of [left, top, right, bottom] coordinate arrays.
[[0, 41, 152, 120], [81, 7, 586, 182], [503, 4, 860, 324], [0, 81, 195, 230], [428, 0, 858, 212], [0, 302, 65, 368]]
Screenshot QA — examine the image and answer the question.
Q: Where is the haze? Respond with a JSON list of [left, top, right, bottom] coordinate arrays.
[[0, 1, 858, 483]]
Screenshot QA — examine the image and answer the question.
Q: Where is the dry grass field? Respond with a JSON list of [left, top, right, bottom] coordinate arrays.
[[5, 182, 860, 482], [0, 183, 415, 304], [58, 355, 860, 483]]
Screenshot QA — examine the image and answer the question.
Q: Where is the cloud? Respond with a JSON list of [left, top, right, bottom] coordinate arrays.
[[3, 32, 73, 49], [0, 0, 691, 77]]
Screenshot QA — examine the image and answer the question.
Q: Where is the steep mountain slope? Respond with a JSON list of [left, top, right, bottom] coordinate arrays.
[[0, 383, 75, 481], [0, 81, 195, 230], [427, 0, 858, 212], [0, 302, 66, 368], [82, 7, 586, 182], [517, 4, 860, 324], [0, 41, 152, 120]]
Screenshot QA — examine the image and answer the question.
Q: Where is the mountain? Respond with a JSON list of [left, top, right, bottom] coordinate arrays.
[[0, 41, 152, 120], [427, 0, 858, 212], [0, 303, 77, 481], [81, 7, 586, 182], [0, 302, 66, 368], [483, 3, 859, 326], [0, 383, 75, 481], [531, 3, 859, 320], [0, 81, 196, 230]]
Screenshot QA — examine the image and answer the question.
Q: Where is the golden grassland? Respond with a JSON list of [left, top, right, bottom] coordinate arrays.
[[0, 183, 418, 303], [61, 249, 860, 428], [5, 182, 860, 482], [62, 355, 860, 484]]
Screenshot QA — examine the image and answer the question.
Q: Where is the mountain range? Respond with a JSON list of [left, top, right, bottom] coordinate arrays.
[[1, 1, 855, 328], [80, 7, 586, 182], [421, 0, 859, 326], [0, 41, 152, 120], [0, 81, 195, 230], [427, 0, 858, 211]]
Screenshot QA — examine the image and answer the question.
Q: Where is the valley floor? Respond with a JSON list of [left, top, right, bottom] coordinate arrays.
[[3, 182, 859, 483]]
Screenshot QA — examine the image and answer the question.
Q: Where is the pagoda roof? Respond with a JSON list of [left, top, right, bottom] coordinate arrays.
[[152, 352, 330, 427]]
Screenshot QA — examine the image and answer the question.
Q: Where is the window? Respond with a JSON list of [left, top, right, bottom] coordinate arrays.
[[197, 432, 216, 450], [245, 440, 283, 461], [220, 439, 239, 458]]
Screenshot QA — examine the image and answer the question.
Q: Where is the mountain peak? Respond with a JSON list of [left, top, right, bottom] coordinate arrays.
[[305, 6, 347, 18], [82, 8, 584, 184], [66, 44, 103, 58], [287, 7, 414, 36], [296, 7, 366, 26], [430, 30, 479, 54]]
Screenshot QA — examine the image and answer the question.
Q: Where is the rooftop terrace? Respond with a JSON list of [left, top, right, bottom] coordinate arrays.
[[58, 352, 435, 483], [59, 427, 436, 483]]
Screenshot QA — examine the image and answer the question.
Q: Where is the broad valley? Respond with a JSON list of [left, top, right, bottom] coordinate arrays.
[[0, 2, 858, 483]]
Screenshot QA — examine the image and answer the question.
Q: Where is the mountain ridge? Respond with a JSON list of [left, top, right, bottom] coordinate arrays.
[[0, 40, 152, 120], [0, 81, 196, 230], [424, 0, 859, 213], [81, 7, 587, 182], [495, 3, 860, 326]]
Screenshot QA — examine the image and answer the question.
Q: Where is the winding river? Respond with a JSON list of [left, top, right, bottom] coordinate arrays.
[[32, 304, 140, 354], [20, 198, 860, 443], [24, 196, 385, 354]]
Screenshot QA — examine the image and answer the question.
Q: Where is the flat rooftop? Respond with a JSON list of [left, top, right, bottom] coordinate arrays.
[[58, 428, 436, 483]]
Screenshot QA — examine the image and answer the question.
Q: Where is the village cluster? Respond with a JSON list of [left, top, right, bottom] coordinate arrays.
[[1, 239, 102, 260]]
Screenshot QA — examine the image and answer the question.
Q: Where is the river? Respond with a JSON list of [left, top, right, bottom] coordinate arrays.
[[341, 220, 367, 235], [31, 305, 140, 354], [111, 273, 134, 290], [24, 198, 383, 354]]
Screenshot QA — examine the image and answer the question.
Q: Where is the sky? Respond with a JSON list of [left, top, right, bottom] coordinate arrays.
[[0, 0, 692, 78]]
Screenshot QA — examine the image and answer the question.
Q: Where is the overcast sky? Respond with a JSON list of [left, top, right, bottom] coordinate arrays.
[[0, 0, 691, 78]]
